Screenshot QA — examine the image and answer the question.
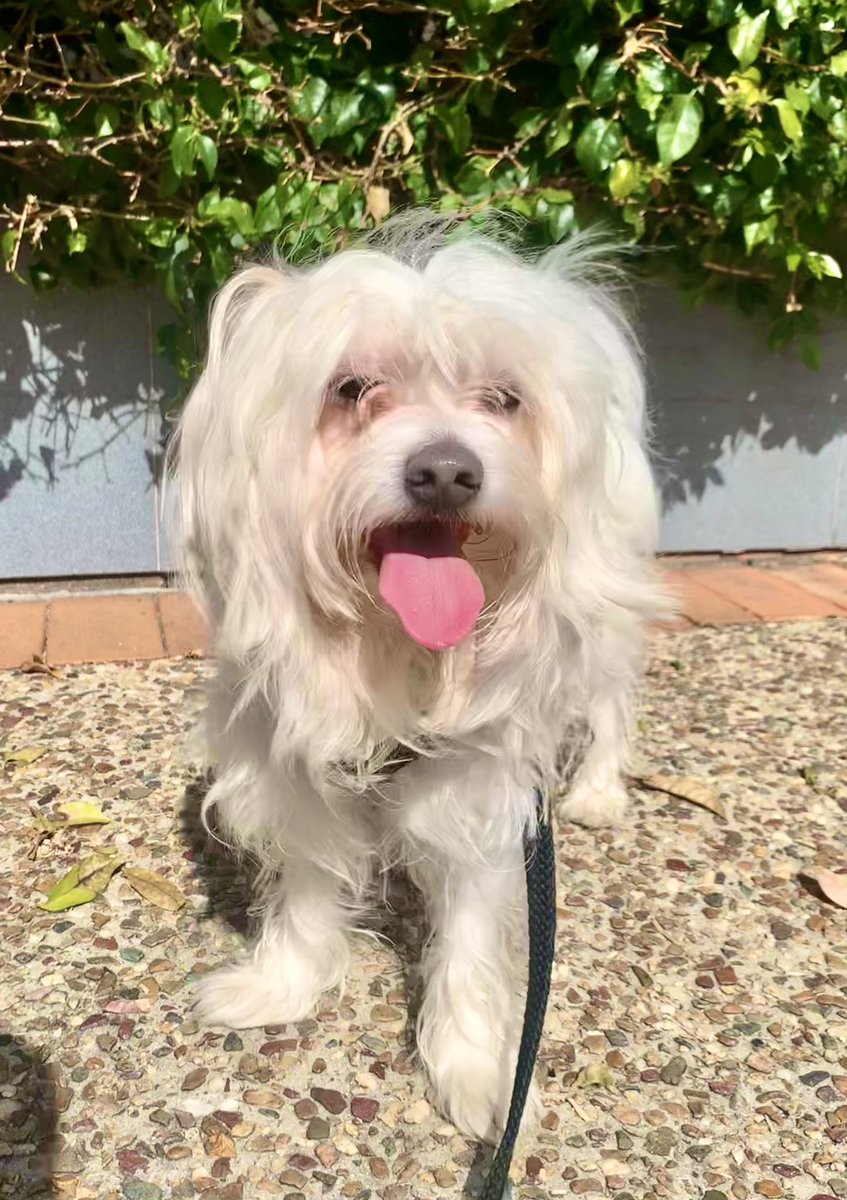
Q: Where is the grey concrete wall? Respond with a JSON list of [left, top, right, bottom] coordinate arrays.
[[0, 276, 844, 579], [0, 280, 179, 578], [644, 287, 847, 553]]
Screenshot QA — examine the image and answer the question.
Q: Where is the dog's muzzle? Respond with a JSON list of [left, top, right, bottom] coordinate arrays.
[[404, 438, 483, 512]]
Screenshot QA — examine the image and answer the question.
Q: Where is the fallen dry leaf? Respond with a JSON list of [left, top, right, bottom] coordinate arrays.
[[366, 185, 390, 223], [123, 867, 187, 911], [38, 849, 125, 911], [4, 746, 46, 766], [815, 868, 847, 910], [19, 653, 62, 678], [632, 773, 727, 820], [57, 801, 111, 827], [27, 810, 58, 860], [575, 1063, 616, 1089]]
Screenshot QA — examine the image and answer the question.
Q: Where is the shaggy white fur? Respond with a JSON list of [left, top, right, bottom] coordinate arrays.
[[173, 213, 669, 1141]]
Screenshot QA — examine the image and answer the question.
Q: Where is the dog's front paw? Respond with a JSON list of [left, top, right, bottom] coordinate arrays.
[[423, 1025, 540, 1142], [558, 773, 628, 828], [196, 957, 323, 1029]]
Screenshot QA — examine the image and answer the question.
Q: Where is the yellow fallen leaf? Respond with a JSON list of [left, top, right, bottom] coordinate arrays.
[[816, 868, 847, 910], [575, 1063, 616, 1089], [4, 746, 46, 766], [57, 801, 111, 827], [40, 884, 98, 912], [632, 773, 727, 820], [38, 850, 124, 911], [123, 867, 187, 911]]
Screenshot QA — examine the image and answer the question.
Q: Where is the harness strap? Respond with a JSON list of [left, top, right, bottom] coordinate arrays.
[[478, 788, 557, 1200]]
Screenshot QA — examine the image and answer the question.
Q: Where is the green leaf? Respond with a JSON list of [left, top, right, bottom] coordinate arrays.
[[170, 125, 198, 177], [235, 57, 272, 91], [95, 103, 120, 137], [254, 184, 283, 234], [743, 214, 778, 252], [656, 94, 703, 165], [831, 51, 847, 78], [805, 251, 842, 280], [200, 0, 242, 59], [38, 850, 124, 911], [66, 230, 87, 255], [117, 22, 168, 71], [728, 12, 769, 69], [575, 118, 623, 173], [197, 135, 218, 180], [291, 76, 329, 122], [437, 103, 472, 155], [783, 82, 810, 116], [707, 0, 737, 27], [1, 229, 17, 266], [609, 157, 640, 199], [545, 109, 574, 154], [772, 99, 803, 142], [198, 194, 254, 236], [40, 884, 98, 912], [573, 43, 599, 80], [772, 0, 799, 29]]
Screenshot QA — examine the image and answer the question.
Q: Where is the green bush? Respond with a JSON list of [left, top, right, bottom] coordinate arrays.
[[2, 0, 846, 374]]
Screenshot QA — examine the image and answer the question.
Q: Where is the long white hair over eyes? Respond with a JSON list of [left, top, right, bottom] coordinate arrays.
[[173, 212, 669, 809]]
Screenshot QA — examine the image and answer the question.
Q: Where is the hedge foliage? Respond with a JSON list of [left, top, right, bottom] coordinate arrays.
[[2, 0, 847, 373]]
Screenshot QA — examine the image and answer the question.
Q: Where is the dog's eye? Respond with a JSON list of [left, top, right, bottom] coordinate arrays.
[[482, 384, 521, 414], [335, 376, 373, 405]]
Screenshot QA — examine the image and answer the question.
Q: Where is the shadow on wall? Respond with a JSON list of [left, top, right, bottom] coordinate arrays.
[[0, 278, 846, 576], [0, 279, 180, 577], [641, 286, 847, 552], [0, 1033, 59, 1197]]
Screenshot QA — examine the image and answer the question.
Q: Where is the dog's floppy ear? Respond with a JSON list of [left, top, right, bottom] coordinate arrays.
[[205, 263, 291, 378]]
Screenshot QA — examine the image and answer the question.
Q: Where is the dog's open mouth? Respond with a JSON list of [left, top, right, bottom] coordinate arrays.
[[369, 521, 485, 651]]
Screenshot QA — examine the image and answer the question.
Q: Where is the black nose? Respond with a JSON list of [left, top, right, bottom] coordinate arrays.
[[404, 439, 484, 512]]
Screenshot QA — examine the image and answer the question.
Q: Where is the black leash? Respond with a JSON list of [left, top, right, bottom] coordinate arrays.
[[478, 788, 557, 1200]]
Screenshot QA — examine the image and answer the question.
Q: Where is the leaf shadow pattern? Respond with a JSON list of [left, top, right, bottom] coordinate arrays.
[[0, 1034, 60, 1199], [641, 287, 847, 537]]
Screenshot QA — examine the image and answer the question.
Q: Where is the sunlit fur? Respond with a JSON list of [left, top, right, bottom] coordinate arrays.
[[173, 213, 669, 1141]]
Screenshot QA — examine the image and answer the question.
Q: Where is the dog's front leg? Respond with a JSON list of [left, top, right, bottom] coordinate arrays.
[[197, 764, 370, 1030], [387, 756, 540, 1141], [197, 857, 353, 1029]]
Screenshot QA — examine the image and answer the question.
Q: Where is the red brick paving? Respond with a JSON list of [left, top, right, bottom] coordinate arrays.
[[47, 595, 165, 665], [686, 564, 847, 621], [662, 570, 757, 626], [1, 555, 845, 668], [0, 601, 46, 669], [158, 592, 210, 658]]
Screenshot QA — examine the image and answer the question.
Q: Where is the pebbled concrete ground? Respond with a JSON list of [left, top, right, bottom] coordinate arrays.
[[0, 618, 845, 1200]]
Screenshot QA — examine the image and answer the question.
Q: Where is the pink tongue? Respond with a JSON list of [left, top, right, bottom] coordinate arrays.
[[377, 525, 485, 651]]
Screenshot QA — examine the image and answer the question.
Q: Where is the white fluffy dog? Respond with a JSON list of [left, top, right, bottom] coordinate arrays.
[[175, 214, 667, 1141]]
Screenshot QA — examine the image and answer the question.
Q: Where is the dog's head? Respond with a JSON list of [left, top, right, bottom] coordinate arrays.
[[179, 217, 649, 662]]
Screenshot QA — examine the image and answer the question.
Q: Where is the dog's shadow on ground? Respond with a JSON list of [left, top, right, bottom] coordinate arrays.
[[0, 1034, 60, 1198], [178, 771, 491, 1195]]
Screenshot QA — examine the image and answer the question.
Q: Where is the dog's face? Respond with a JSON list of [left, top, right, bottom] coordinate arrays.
[[309, 270, 550, 650], [187, 230, 630, 657], [285, 243, 610, 653]]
